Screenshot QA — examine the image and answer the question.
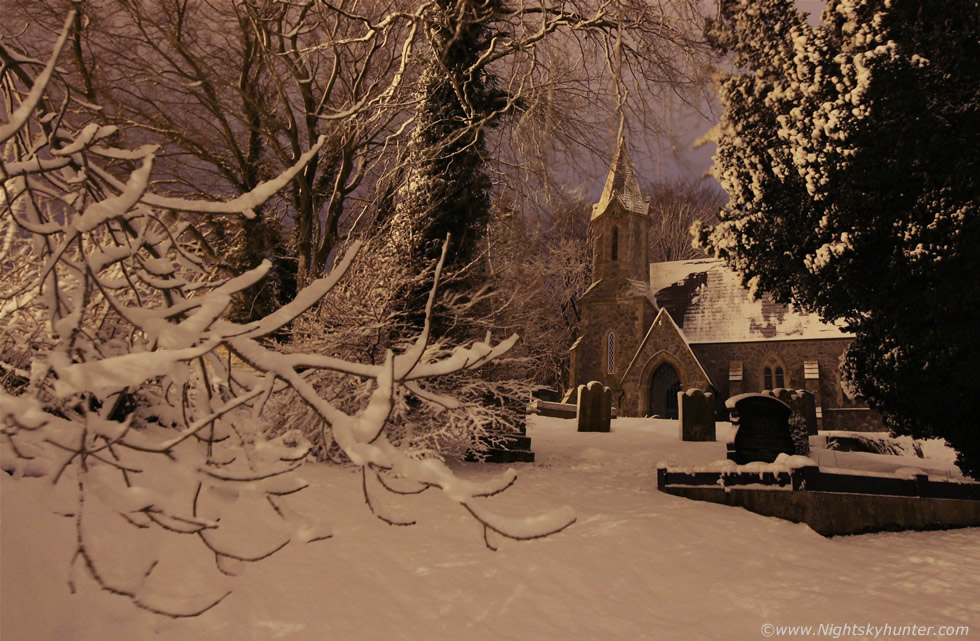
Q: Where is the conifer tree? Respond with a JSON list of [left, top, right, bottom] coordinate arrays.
[[382, 0, 504, 337], [697, 0, 980, 477]]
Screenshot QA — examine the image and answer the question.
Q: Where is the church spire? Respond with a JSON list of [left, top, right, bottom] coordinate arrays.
[[587, 134, 651, 286], [592, 136, 649, 220]]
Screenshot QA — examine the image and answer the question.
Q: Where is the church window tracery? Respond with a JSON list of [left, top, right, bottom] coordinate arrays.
[[762, 355, 788, 390]]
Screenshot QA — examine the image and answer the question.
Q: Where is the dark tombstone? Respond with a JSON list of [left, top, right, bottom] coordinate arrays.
[[577, 381, 612, 433], [600, 386, 612, 429], [727, 393, 795, 464], [797, 390, 818, 437], [467, 391, 536, 463], [787, 412, 811, 457], [768, 388, 818, 437], [502, 393, 528, 435], [679, 388, 716, 441], [766, 389, 817, 453]]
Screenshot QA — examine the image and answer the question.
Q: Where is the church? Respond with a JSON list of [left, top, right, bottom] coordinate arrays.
[[569, 140, 884, 432]]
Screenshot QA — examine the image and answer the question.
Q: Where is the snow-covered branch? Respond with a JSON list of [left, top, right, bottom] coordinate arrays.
[[1, 20, 573, 617]]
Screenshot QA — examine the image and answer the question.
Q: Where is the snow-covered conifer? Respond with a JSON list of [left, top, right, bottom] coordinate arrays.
[[697, 0, 980, 477]]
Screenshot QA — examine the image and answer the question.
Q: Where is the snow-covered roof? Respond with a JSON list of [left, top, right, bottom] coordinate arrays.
[[591, 137, 648, 219], [649, 259, 850, 344]]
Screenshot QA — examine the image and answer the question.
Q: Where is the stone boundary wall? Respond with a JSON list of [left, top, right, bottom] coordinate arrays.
[[657, 466, 980, 536]]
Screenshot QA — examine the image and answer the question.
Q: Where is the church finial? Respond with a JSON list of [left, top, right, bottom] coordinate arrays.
[[592, 134, 648, 220]]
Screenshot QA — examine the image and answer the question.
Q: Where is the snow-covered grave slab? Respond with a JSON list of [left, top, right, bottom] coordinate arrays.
[[658, 454, 980, 536], [527, 399, 619, 420]]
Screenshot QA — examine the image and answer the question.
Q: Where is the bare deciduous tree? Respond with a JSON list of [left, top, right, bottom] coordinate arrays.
[[483, 194, 592, 393], [644, 178, 724, 263], [3, 0, 716, 288]]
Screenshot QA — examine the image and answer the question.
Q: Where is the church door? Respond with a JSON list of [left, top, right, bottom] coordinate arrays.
[[649, 363, 681, 419]]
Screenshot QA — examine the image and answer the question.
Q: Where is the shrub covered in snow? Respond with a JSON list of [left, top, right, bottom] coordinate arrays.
[[271, 230, 536, 464]]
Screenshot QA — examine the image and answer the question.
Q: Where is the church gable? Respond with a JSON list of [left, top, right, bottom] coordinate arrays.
[[619, 308, 712, 417]]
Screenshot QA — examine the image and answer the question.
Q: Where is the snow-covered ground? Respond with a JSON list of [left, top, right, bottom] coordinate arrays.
[[3, 417, 978, 641]]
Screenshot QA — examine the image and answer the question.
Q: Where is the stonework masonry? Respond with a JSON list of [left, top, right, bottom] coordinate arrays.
[[690, 338, 883, 431], [569, 138, 886, 433], [573, 294, 656, 406]]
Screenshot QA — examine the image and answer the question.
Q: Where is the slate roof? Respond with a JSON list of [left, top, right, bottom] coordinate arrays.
[[649, 259, 850, 344], [591, 137, 648, 219]]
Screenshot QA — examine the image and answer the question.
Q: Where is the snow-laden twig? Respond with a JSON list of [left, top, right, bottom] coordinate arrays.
[[0, 12, 74, 145]]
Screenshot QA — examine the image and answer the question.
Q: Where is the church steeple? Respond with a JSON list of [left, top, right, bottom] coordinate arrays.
[[589, 137, 650, 283], [592, 136, 649, 220], [569, 135, 657, 398]]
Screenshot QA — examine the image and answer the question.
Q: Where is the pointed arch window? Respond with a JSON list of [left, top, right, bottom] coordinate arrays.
[[610, 226, 619, 261], [606, 332, 616, 374], [763, 361, 787, 390]]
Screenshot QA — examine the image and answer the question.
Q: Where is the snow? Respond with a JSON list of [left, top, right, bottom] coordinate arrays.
[[3, 416, 976, 641], [649, 259, 848, 343], [726, 391, 791, 409], [51, 123, 119, 156], [668, 452, 818, 475], [52, 339, 219, 397], [73, 155, 153, 233]]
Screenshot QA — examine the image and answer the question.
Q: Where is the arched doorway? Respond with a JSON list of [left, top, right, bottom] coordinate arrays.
[[649, 363, 681, 419]]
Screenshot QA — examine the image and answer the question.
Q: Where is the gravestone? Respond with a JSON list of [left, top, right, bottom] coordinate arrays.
[[679, 388, 716, 441], [787, 412, 810, 456], [796, 390, 818, 437], [763, 389, 815, 455], [577, 381, 612, 433], [766, 388, 818, 437], [727, 393, 795, 464]]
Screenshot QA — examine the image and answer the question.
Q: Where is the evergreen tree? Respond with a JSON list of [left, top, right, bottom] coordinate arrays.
[[697, 0, 980, 477], [381, 0, 505, 337]]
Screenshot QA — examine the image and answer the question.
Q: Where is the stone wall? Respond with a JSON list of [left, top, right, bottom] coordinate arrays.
[[659, 485, 980, 536], [619, 310, 710, 416], [691, 339, 885, 432], [573, 295, 655, 406], [822, 408, 886, 432]]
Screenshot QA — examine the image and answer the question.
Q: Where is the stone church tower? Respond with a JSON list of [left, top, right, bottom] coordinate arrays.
[[569, 138, 658, 404]]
